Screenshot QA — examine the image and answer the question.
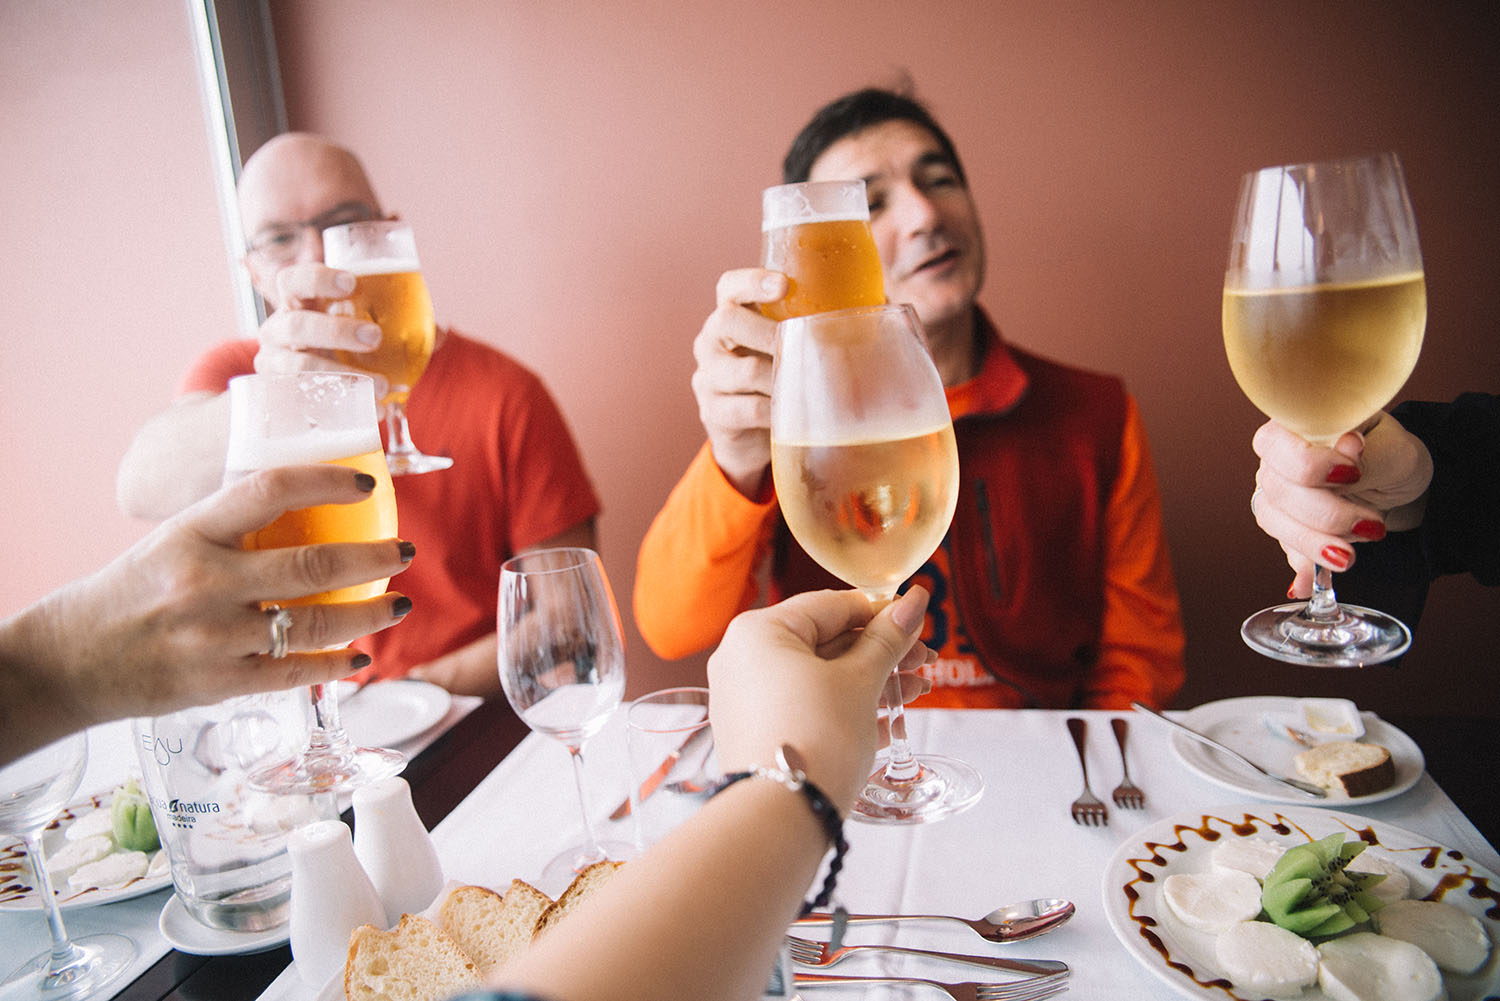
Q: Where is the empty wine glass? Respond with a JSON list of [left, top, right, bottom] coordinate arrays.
[[1223, 151, 1426, 666], [1, 732, 137, 999], [497, 547, 634, 889], [770, 303, 982, 823]]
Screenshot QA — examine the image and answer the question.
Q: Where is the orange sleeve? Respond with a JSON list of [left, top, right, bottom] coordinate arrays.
[[633, 442, 779, 659], [1083, 397, 1186, 710]]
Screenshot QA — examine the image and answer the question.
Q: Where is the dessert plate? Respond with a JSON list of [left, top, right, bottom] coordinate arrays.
[[0, 788, 171, 910], [1103, 804, 1500, 1000], [1171, 696, 1422, 804]]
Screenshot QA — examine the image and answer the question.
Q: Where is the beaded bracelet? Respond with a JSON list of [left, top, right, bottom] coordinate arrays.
[[713, 743, 848, 917]]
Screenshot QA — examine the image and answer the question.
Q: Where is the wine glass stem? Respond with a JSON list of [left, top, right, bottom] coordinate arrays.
[[384, 399, 417, 459], [1306, 564, 1339, 620], [864, 590, 921, 784], [567, 743, 605, 857], [309, 682, 351, 751], [24, 832, 89, 975]]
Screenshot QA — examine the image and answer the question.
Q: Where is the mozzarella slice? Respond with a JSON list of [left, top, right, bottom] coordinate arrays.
[[1163, 869, 1263, 933], [45, 833, 113, 881], [1215, 920, 1319, 996], [69, 849, 149, 891], [1373, 898, 1491, 974], [1317, 932, 1444, 1001], [1212, 838, 1288, 881], [64, 808, 114, 842], [1348, 853, 1410, 903]]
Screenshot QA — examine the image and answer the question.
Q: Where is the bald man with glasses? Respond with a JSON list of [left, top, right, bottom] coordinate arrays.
[[117, 133, 600, 699]]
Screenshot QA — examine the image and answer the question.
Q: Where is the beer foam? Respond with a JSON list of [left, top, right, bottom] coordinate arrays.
[[225, 427, 381, 472], [761, 207, 865, 232], [336, 255, 421, 276]]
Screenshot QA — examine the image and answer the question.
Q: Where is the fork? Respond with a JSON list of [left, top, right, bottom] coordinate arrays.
[[795, 972, 1071, 1001], [785, 934, 1068, 977], [1065, 717, 1107, 826], [1109, 717, 1145, 809]]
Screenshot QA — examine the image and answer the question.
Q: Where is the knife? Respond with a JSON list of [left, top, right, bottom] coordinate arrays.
[[1130, 702, 1327, 798], [610, 724, 712, 821]]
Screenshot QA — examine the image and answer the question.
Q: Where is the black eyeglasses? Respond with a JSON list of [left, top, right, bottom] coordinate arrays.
[[246, 202, 381, 264]]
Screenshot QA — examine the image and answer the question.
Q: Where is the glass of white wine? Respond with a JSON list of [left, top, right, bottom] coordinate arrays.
[[770, 303, 982, 823], [1223, 151, 1426, 667]]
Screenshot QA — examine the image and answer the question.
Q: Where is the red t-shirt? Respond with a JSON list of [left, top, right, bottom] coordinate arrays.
[[181, 330, 601, 680]]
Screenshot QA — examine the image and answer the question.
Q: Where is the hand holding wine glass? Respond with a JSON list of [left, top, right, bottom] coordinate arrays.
[[225, 371, 406, 794], [497, 547, 634, 890], [1, 732, 136, 999], [770, 303, 980, 823], [324, 220, 452, 475], [1223, 151, 1426, 666]]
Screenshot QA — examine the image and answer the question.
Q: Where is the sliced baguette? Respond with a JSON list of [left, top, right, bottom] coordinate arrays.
[[532, 860, 624, 940], [439, 879, 553, 976], [344, 913, 481, 1001]]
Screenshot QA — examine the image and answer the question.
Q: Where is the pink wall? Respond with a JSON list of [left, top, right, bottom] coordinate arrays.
[[6, 2, 1497, 717]]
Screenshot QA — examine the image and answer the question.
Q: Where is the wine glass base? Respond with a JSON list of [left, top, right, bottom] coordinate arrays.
[[3, 933, 136, 999], [849, 753, 984, 825], [248, 744, 405, 796], [385, 450, 453, 476], [538, 839, 638, 895], [1241, 601, 1412, 668]]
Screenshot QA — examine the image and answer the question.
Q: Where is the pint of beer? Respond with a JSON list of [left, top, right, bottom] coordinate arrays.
[[760, 179, 886, 321], [324, 222, 436, 408], [225, 373, 398, 607]]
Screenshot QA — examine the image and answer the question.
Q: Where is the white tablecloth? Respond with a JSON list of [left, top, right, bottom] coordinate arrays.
[[255, 706, 1497, 1000], [0, 694, 479, 998]]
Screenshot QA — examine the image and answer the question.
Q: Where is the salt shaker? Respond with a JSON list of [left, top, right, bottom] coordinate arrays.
[[288, 820, 386, 988], [352, 776, 444, 925]]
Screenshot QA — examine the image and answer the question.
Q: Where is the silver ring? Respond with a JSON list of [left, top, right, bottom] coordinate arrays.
[[265, 605, 292, 659], [1250, 487, 1263, 517]]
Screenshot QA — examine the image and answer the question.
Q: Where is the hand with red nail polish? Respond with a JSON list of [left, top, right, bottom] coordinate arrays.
[[1250, 415, 1433, 598]]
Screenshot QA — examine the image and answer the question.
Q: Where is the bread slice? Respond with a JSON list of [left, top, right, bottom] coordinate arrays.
[[1294, 741, 1396, 797], [344, 913, 481, 1001], [532, 860, 624, 940], [438, 879, 553, 976]]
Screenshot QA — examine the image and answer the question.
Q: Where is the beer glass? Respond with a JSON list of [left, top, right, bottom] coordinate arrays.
[[770, 304, 981, 823], [1, 733, 136, 999], [1223, 152, 1426, 667], [497, 547, 634, 891], [225, 372, 405, 794], [324, 220, 453, 475], [760, 179, 886, 321]]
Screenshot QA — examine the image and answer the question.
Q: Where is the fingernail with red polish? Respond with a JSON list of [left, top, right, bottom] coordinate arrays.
[[1288, 583, 1299, 600], [1352, 520, 1387, 542], [1326, 465, 1361, 485], [1320, 545, 1353, 570]]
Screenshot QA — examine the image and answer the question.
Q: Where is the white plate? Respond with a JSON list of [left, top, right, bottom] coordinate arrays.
[[1171, 696, 1423, 804], [158, 891, 289, 956], [1103, 805, 1500, 1001], [0, 789, 172, 910], [339, 680, 452, 748]]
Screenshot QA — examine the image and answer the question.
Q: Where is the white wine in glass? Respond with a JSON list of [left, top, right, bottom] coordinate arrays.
[[1223, 151, 1426, 666], [1, 733, 136, 999], [771, 303, 981, 824]]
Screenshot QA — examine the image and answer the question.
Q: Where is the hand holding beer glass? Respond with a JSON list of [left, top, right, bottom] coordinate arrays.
[[1223, 151, 1426, 667], [770, 304, 981, 823], [324, 220, 452, 475], [226, 372, 405, 794], [759, 179, 885, 321]]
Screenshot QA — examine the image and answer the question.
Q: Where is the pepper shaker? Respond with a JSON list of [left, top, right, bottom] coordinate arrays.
[[353, 775, 444, 925]]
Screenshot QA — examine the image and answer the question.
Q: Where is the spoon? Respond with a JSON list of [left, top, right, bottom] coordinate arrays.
[[796, 897, 1075, 943]]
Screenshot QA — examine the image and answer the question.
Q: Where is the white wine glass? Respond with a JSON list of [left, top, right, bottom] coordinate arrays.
[[225, 372, 406, 794], [497, 547, 634, 889], [1, 732, 137, 999], [1223, 151, 1426, 666], [770, 303, 982, 823], [324, 220, 452, 476]]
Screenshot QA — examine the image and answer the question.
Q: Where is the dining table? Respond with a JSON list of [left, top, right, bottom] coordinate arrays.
[[6, 697, 1496, 1001]]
